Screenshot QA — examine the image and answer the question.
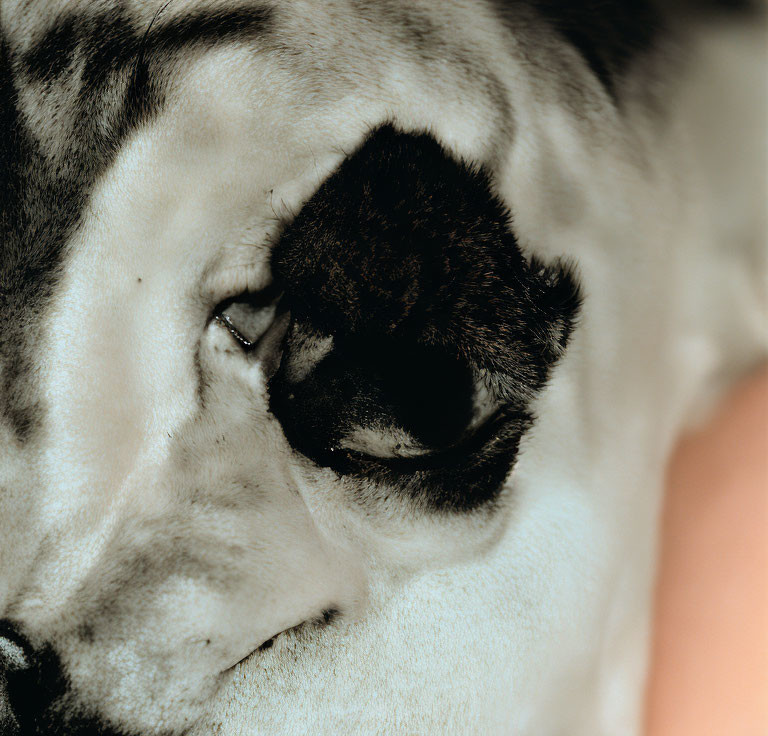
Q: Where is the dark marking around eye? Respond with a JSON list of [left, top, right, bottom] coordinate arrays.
[[268, 125, 582, 512], [271, 333, 474, 460]]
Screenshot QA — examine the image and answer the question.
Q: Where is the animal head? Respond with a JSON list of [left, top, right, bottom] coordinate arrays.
[[3, 0, 755, 733]]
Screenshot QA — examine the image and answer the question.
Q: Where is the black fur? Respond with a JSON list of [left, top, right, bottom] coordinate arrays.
[[269, 126, 581, 511], [494, 0, 760, 95], [0, 621, 136, 736], [492, 0, 661, 94]]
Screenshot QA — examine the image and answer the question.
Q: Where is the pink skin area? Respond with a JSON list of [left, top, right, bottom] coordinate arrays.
[[646, 366, 768, 736]]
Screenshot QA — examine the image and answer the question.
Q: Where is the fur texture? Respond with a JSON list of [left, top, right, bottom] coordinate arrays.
[[0, 1, 764, 734]]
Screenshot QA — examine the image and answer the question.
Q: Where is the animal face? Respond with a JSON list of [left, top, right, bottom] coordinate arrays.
[[1, 1, 765, 734]]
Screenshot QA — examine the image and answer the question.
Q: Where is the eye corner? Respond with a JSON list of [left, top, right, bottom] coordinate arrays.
[[208, 282, 285, 352], [212, 312, 254, 349]]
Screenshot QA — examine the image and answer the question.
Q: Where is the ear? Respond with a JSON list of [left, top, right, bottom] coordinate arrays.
[[268, 124, 582, 510]]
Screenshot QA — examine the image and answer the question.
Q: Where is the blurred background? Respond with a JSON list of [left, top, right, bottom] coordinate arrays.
[[646, 367, 768, 736]]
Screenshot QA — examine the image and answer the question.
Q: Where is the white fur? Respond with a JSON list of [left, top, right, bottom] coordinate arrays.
[[0, 2, 765, 734]]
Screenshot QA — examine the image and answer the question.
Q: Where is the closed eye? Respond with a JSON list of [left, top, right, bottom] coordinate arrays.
[[337, 424, 430, 460], [334, 406, 525, 474]]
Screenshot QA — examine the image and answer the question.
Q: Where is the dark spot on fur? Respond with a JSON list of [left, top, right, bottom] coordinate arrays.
[[75, 624, 94, 645], [319, 608, 340, 626], [257, 637, 274, 651]]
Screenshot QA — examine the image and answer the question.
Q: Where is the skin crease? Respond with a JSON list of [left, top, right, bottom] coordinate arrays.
[[646, 366, 768, 736]]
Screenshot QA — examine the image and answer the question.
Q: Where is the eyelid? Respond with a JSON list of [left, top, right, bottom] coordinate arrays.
[[206, 263, 272, 303], [200, 241, 272, 309], [339, 407, 523, 474], [214, 311, 261, 349], [337, 425, 429, 460], [212, 283, 284, 349]]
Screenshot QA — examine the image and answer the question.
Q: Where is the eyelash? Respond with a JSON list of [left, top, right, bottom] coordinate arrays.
[[213, 310, 258, 349], [210, 282, 284, 351], [338, 407, 522, 474]]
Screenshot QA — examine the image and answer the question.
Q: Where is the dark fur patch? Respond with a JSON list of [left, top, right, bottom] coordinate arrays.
[[269, 125, 581, 511], [0, 620, 136, 736], [492, 1, 661, 94], [494, 0, 760, 95]]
